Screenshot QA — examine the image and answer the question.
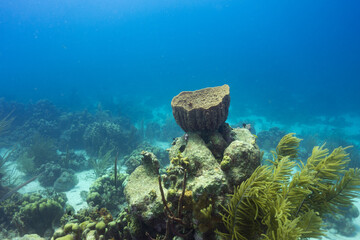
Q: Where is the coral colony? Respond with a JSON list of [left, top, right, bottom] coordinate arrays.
[[0, 85, 359, 240]]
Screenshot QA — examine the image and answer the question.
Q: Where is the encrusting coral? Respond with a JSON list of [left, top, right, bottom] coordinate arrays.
[[217, 133, 360, 240]]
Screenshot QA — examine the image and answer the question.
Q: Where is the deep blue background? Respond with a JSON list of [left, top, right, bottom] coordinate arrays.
[[1, 0, 359, 123]]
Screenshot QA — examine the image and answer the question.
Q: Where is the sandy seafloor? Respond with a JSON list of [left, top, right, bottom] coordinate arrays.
[[314, 197, 360, 240], [2, 113, 360, 239]]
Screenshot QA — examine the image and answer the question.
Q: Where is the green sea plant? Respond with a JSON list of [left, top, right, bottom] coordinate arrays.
[[217, 133, 360, 240], [90, 147, 114, 177], [28, 133, 59, 167], [17, 151, 35, 176], [273, 132, 302, 160], [0, 111, 14, 136], [0, 147, 17, 190], [0, 148, 14, 174], [0, 112, 14, 184], [200, 203, 213, 220]]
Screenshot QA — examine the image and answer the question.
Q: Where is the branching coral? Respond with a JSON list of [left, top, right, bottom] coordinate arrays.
[[217, 133, 360, 240]]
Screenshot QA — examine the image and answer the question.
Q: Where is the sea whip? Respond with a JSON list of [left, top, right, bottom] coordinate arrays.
[[114, 152, 119, 190], [0, 174, 40, 203]]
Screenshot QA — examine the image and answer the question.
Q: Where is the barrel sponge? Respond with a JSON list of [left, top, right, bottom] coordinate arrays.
[[171, 84, 230, 132]]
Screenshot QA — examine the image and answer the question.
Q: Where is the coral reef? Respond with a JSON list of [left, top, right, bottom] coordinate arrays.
[[1, 191, 67, 237], [122, 142, 169, 174], [324, 203, 359, 237], [171, 84, 230, 132], [1, 95, 359, 240], [0, 99, 140, 161], [24, 100, 62, 138], [53, 170, 79, 192], [122, 123, 260, 239], [221, 138, 260, 188], [52, 207, 138, 240], [37, 163, 63, 187], [83, 120, 140, 156], [167, 132, 228, 199], [143, 117, 183, 142], [169, 127, 260, 191], [86, 172, 127, 215], [58, 150, 89, 172], [27, 134, 59, 168], [37, 163, 78, 192], [7, 234, 46, 240], [58, 111, 94, 150], [257, 127, 286, 151]]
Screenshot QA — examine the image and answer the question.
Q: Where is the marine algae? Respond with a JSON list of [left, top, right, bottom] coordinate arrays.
[[217, 133, 360, 240]]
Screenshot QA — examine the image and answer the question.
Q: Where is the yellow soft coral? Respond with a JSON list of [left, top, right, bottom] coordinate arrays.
[[170, 151, 189, 167]]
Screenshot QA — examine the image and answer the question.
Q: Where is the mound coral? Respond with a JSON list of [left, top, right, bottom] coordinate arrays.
[[11, 192, 67, 236]]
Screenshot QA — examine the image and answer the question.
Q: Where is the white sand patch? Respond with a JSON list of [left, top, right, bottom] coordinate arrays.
[[65, 170, 96, 212], [0, 148, 44, 195], [74, 149, 90, 159], [309, 197, 360, 240], [17, 179, 45, 194], [153, 140, 171, 150], [0, 147, 10, 156]]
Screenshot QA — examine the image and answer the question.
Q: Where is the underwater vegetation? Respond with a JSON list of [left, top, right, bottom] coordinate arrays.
[[217, 133, 360, 240], [0, 111, 14, 137], [89, 148, 114, 178], [0, 112, 16, 197], [299, 129, 360, 169], [1, 84, 360, 240], [27, 133, 60, 169]]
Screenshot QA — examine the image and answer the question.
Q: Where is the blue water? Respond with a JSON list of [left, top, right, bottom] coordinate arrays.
[[1, 2, 360, 239], [1, 0, 360, 123]]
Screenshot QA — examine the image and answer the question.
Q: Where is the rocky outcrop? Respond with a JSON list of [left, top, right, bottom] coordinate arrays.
[[168, 133, 228, 200], [171, 84, 230, 132], [221, 139, 260, 188], [123, 152, 165, 229]]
